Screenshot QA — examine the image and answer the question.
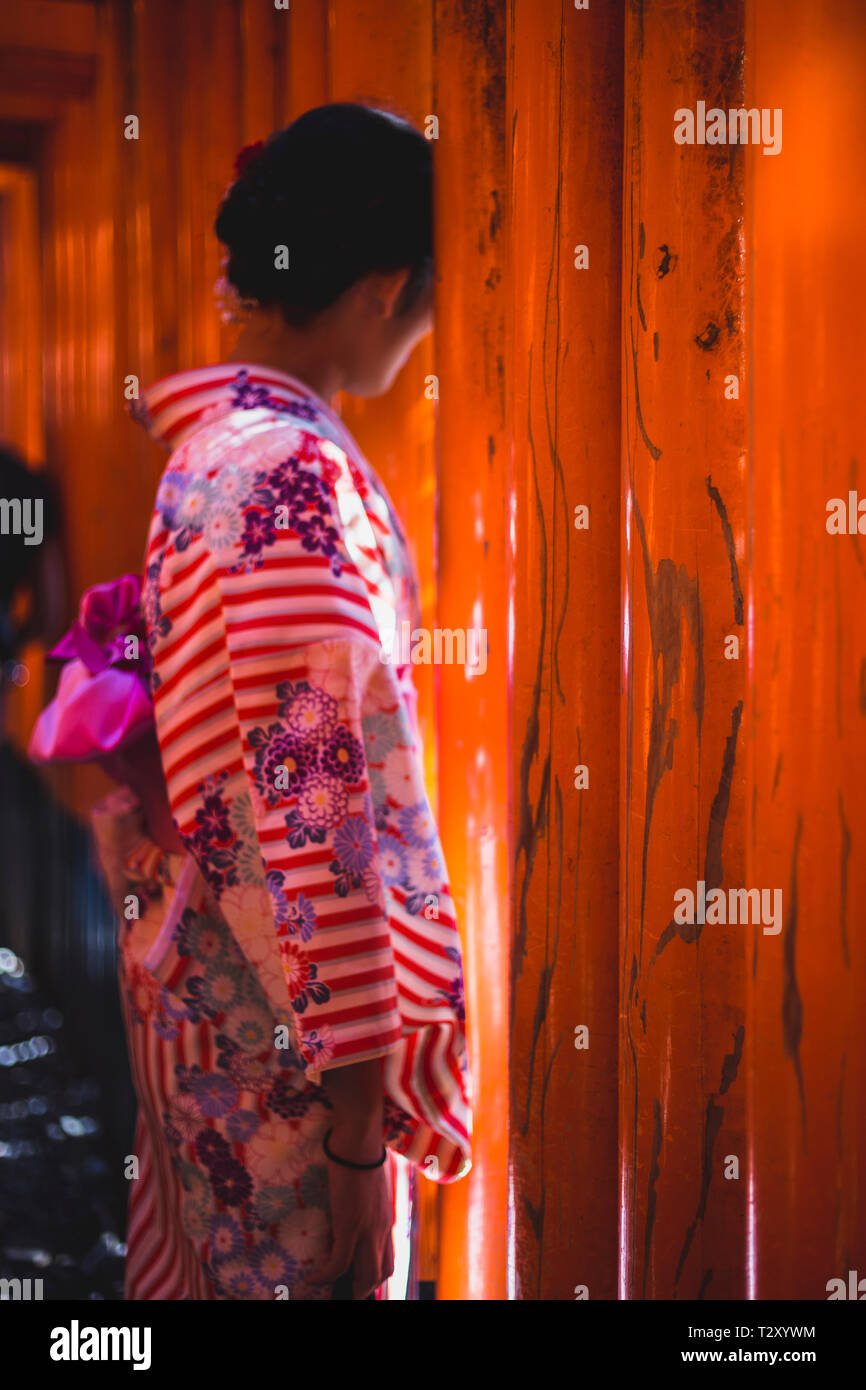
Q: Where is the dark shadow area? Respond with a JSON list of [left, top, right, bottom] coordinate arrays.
[[0, 739, 134, 1299]]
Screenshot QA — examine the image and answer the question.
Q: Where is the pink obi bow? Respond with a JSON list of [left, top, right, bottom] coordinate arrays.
[[29, 574, 155, 764]]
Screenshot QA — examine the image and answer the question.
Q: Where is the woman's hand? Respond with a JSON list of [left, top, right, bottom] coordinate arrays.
[[308, 1057, 394, 1299], [311, 1139, 395, 1298]]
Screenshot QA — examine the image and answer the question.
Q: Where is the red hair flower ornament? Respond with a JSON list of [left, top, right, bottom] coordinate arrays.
[[234, 140, 265, 178]]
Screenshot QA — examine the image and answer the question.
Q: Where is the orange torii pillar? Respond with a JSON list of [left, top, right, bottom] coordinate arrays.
[[620, 0, 749, 1300], [433, 0, 510, 1301], [508, 0, 623, 1301], [745, 0, 866, 1299]]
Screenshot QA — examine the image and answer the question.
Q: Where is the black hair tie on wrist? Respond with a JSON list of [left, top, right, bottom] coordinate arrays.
[[323, 1127, 387, 1169]]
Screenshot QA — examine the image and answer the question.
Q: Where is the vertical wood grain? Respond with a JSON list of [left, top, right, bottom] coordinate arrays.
[[508, 0, 623, 1301], [621, 0, 748, 1300]]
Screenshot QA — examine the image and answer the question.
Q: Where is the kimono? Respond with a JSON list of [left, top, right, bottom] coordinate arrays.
[[100, 362, 471, 1300]]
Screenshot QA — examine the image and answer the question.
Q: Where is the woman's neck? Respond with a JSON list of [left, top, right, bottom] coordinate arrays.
[[226, 319, 344, 405]]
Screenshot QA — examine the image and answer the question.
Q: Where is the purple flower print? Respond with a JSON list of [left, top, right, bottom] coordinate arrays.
[[194, 1128, 232, 1169], [279, 683, 338, 742], [438, 976, 465, 1023], [195, 791, 233, 846], [226, 1109, 260, 1143], [297, 511, 340, 560], [378, 832, 408, 888], [321, 725, 365, 782], [155, 468, 188, 528], [267, 870, 290, 925], [332, 817, 375, 875], [209, 1157, 253, 1207], [209, 1213, 244, 1263], [265, 1073, 311, 1119], [231, 371, 274, 412], [249, 1239, 300, 1292], [273, 890, 316, 943], [398, 802, 437, 849], [238, 507, 277, 559], [287, 892, 317, 942], [298, 1026, 336, 1069], [227, 1271, 258, 1298], [154, 1013, 181, 1042], [294, 773, 347, 834], [189, 1071, 239, 1118], [249, 724, 317, 804]]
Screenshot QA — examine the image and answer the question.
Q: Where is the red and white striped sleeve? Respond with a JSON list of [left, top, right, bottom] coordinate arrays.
[[147, 429, 416, 1079]]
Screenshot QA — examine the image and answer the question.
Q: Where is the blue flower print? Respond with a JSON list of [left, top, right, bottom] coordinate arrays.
[[361, 710, 398, 761], [332, 816, 375, 876], [398, 802, 438, 848], [189, 1071, 239, 1118], [209, 1213, 244, 1264], [226, 1109, 260, 1143], [249, 1240, 299, 1292], [378, 832, 408, 888]]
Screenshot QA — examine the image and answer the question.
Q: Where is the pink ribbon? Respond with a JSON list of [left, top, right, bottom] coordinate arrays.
[[49, 574, 150, 679]]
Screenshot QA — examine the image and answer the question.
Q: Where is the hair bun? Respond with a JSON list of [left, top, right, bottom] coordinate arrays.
[[214, 103, 433, 327]]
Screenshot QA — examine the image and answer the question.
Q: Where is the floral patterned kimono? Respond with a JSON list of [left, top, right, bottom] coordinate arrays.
[[96, 363, 471, 1300]]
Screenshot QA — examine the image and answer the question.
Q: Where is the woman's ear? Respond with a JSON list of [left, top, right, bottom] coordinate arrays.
[[370, 266, 413, 319]]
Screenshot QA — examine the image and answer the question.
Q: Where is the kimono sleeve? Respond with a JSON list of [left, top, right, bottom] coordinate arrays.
[[211, 551, 412, 1080]]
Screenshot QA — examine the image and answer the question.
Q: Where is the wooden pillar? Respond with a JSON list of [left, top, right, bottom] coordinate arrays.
[[746, 0, 866, 1298], [508, 0, 623, 1301], [433, 0, 510, 1300], [620, 0, 748, 1299]]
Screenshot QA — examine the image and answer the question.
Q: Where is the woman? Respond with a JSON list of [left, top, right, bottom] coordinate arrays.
[[33, 103, 471, 1301]]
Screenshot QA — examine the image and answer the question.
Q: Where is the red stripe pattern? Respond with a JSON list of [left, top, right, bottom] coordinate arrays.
[[136, 365, 471, 1187]]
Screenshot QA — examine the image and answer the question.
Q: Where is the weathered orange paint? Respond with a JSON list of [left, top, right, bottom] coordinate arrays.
[[4, 0, 864, 1306], [508, 0, 622, 1301], [620, 0, 748, 1299], [745, 0, 866, 1298], [433, 0, 510, 1301]]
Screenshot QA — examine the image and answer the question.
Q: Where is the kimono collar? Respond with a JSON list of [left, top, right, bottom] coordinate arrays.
[[130, 361, 358, 458], [132, 360, 418, 614]]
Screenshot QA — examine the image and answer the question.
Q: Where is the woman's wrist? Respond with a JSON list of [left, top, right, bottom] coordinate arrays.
[[326, 1109, 384, 1164], [319, 1056, 385, 1162]]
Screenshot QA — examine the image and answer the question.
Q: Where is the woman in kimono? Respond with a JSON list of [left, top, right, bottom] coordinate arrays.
[[31, 103, 471, 1301]]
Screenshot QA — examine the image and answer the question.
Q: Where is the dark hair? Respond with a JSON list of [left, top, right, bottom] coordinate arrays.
[[215, 103, 433, 327]]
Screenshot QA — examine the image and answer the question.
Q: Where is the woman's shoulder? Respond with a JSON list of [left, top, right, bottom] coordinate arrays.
[[143, 411, 357, 589]]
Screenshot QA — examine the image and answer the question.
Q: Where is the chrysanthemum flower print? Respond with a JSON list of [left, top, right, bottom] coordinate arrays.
[[332, 816, 375, 875], [278, 681, 337, 740], [293, 772, 347, 836], [378, 831, 409, 887], [361, 709, 399, 760], [204, 503, 243, 553], [279, 940, 329, 1014], [134, 364, 471, 1235], [398, 801, 438, 848]]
